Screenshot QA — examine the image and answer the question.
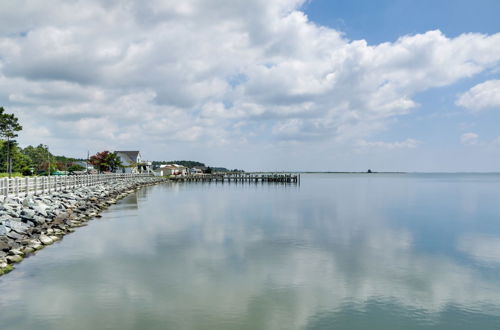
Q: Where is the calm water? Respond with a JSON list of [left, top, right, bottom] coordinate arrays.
[[1, 174, 500, 329]]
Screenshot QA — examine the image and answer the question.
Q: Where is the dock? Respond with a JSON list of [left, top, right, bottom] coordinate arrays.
[[170, 173, 300, 184]]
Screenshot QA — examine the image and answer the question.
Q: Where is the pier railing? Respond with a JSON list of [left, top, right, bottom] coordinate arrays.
[[0, 173, 154, 197]]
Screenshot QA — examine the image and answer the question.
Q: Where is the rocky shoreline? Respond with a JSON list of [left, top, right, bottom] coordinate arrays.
[[0, 176, 167, 276]]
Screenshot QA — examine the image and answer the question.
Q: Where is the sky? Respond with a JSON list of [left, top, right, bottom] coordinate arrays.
[[0, 0, 499, 172]]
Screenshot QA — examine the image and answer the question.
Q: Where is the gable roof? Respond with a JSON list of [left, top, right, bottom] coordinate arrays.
[[115, 151, 140, 163]]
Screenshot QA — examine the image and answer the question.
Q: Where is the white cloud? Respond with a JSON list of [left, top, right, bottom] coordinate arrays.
[[0, 0, 499, 162], [460, 132, 479, 145], [357, 138, 420, 150], [458, 234, 500, 264], [457, 79, 500, 111]]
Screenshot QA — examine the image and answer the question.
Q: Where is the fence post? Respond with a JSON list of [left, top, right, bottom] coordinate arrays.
[[25, 177, 29, 196]]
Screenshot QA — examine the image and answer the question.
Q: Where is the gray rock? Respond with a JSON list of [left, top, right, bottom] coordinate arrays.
[[8, 248, 24, 256], [7, 210, 20, 218], [5, 220, 30, 234], [7, 231, 23, 240], [31, 216, 47, 225], [0, 224, 7, 236], [6, 254, 23, 263], [21, 209, 36, 219], [2, 197, 19, 206], [0, 214, 11, 222], [39, 234, 53, 245], [34, 207, 48, 217], [22, 197, 37, 208]]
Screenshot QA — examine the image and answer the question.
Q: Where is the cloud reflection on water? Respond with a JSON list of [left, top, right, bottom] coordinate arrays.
[[1, 175, 500, 329]]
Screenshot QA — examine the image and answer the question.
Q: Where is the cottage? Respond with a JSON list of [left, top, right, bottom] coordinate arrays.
[[115, 151, 152, 174], [155, 164, 187, 176]]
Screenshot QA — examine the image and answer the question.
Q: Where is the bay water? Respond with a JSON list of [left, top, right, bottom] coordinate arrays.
[[1, 173, 500, 329]]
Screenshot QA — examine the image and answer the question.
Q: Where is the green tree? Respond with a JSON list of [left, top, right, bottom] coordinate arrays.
[[67, 163, 85, 173], [22, 144, 52, 173], [0, 140, 32, 175], [0, 107, 23, 177], [89, 151, 123, 173]]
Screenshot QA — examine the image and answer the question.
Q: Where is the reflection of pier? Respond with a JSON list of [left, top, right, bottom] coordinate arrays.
[[171, 173, 300, 184]]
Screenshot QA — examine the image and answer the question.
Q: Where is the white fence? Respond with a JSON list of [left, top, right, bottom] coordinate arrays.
[[0, 173, 154, 197]]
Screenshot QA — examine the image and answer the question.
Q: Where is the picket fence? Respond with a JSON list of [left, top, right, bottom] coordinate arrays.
[[0, 173, 153, 197]]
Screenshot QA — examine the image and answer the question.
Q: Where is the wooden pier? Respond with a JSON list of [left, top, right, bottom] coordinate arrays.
[[170, 173, 300, 184]]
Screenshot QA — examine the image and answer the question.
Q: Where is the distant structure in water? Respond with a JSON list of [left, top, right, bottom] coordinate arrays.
[[367, 169, 372, 173]]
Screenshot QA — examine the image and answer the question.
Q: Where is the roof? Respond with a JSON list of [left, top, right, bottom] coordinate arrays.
[[163, 164, 186, 169], [159, 164, 186, 169], [115, 151, 140, 163]]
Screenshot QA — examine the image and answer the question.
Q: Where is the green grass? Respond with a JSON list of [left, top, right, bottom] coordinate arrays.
[[0, 264, 14, 276], [0, 172, 24, 178]]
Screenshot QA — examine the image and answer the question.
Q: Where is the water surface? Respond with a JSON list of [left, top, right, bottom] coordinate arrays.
[[1, 173, 500, 329]]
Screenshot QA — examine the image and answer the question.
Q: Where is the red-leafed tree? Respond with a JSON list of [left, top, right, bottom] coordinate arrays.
[[89, 151, 123, 173]]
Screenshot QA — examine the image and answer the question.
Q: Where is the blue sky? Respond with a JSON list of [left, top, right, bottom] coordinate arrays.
[[0, 0, 499, 171], [303, 0, 500, 171], [304, 0, 500, 43]]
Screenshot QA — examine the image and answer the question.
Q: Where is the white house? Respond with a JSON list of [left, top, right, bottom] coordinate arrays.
[[115, 151, 152, 174], [155, 164, 187, 176]]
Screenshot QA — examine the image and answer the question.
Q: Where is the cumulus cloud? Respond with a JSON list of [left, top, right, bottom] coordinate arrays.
[[460, 132, 479, 145], [457, 79, 500, 111], [0, 0, 499, 161]]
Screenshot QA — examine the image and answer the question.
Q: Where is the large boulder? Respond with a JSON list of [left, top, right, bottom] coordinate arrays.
[[7, 231, 24, 240], [5, 220, 30, 234]]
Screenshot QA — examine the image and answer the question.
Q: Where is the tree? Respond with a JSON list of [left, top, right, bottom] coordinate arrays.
[[0, 140, 32, 175], [0, 107, 23, 177], [67, 163, 85, 173], [22, 144, 51, 173], [89, 151, 123, 173]]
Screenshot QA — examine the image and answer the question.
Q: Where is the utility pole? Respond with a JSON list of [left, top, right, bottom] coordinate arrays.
[[46, 145, 50, 177], [7, 136, 11, 178]]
